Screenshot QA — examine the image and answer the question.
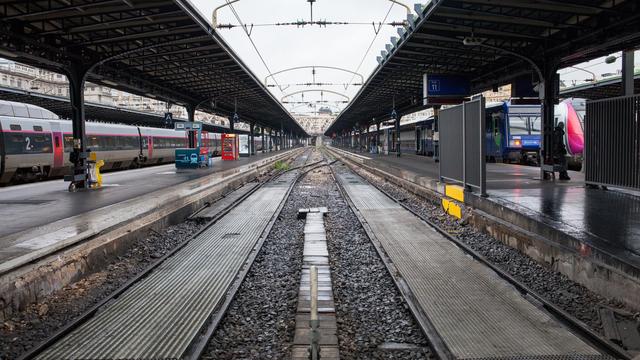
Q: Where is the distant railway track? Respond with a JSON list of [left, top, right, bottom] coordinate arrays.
[[16, 149, 331, 360]]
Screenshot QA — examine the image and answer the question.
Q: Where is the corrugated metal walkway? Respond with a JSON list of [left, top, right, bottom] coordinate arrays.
[[334, 164, 606, 359], [194, 182, 259, 218], [37, 173, 298, 359]]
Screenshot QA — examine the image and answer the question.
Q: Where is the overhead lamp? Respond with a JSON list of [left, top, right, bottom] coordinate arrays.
[[462, 36, 483, 46], [604, 55, 618, 64], [102, 80, 119, 87], [0, 49, 18, 58]]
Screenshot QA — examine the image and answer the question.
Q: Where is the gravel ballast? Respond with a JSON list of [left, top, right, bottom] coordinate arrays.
[[205, 149, 432, 359], [340, 155, 635, 337], [327, 163, 431, 360], [0, 219, 208, 360], [202, 149, 316, 359]]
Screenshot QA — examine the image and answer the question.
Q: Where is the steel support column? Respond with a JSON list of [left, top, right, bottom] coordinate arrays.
[[376, 122, 381, 154], [394, 112, 402, 157], [622, 50, 635, 96], [540, 62, 560, 179], [261, 127, 265, 153], [184, 104, 198, 148], [269, 129, 273, 151], [433, 106, 440, 162], [249, 122, 255, 155], [280, 121, 284, 150], [229, 115, 235, 133], [65, 63, 90, 191]]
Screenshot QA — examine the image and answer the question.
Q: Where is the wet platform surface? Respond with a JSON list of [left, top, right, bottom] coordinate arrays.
[[334, 147, 640, 265], [0, 150, 290, 269]]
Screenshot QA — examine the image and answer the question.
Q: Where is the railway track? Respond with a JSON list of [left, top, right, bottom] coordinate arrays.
[[12, 147, 628, 360], [323, 148, 629, 360], [16, 149, 327, 360]]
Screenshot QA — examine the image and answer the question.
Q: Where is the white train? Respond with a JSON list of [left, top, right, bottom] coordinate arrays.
[[0, 100, 240, 184]]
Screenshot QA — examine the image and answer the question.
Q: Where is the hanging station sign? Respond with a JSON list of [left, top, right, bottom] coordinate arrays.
[[423, 74, 470, 106]]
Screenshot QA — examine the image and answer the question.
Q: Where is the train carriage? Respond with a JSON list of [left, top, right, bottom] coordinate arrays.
[[0, 100, 229, 185]]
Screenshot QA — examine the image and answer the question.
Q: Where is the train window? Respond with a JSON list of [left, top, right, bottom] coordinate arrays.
[[10, 124, 21, 131], [33, 126, 43, 132], [54, 136, 61, 148], [64, 136, 74, 150], [508, 116, 528, 135], [114, 136, 138, 150], [4, 132, 53, 154], [529, 116, 541, 135], [88, 136, 101, 149]]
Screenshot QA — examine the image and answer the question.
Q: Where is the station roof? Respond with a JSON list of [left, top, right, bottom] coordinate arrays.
[[326, 0, 640, 135], [0, 86, 245, 134], [0, 0, 305, 136], [560, 71, 640, 100]]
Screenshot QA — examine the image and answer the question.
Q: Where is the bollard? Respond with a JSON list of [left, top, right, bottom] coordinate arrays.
[[309, 265, 320, 360]]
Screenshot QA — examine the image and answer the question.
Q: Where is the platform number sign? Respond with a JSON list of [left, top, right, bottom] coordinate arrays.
[[164, 112, 173, 128], [428, 79, 441, 92]]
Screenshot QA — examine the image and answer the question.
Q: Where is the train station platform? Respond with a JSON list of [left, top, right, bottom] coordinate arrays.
[[0, 149, 296, 275], [327, 146, 640, 309]]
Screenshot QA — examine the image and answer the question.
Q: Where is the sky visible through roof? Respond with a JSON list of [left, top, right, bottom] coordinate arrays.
[[194, 0, 414, 116], [193, 0, 639, 117]]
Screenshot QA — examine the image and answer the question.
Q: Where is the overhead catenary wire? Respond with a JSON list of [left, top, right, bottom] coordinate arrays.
[[225, 0, 284, 93], [216, 20, 406, 29], [345, 2, 395, 90]]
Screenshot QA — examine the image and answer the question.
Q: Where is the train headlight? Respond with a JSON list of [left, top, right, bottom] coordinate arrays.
[[509, 139, 522, 148]]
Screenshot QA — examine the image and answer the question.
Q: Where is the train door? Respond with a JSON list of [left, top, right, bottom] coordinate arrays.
[[50, 122, 64, 169], [147, 136, 153, 160], [485, 106, 505, 162]]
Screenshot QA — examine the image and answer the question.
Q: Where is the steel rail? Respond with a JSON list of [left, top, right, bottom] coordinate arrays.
[[325, 148, 631, 360], [323, 150, 452, 360], [185, 148, 319, 359], [17, 148, 313, 360]]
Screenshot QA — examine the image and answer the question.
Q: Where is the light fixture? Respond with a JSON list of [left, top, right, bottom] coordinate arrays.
[[463, 36, 483, 46], [605, 55, 617, 64], [0, 49, 18, 58]]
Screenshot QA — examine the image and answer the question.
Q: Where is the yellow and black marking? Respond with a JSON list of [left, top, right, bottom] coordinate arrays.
[[442, 185, 464, 219]]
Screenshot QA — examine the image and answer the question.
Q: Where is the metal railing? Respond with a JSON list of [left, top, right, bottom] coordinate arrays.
[[585, 94, 640, 190], [439, 95, 487, 196]]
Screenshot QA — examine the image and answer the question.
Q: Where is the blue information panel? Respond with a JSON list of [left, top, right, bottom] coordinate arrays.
[[511, 75, 539, 98], [423, 74, 470, 99]]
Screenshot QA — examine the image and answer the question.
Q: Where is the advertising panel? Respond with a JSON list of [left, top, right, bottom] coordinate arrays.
[[239, 134, 250, 157]]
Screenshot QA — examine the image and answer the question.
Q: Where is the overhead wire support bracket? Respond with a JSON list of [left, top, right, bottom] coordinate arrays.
[[212, 0, 241, 28]]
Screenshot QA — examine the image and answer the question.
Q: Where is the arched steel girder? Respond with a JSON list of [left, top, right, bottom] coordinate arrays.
[[288, 102, 343, 112], [281, 89, 350, 103], [265, 66, 364, 90]]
